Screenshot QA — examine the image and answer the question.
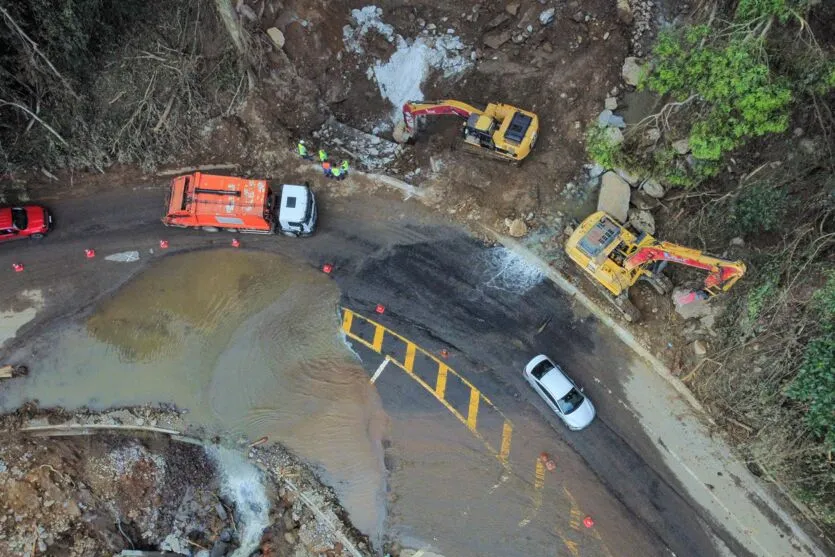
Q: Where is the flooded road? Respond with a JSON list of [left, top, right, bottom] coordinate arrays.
[[0, 250, 387, 542]]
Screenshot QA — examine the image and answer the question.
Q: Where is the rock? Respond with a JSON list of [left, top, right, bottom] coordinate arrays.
[[572, 11, 584, 22], [284, 531, 296, 545], [597, 109, 625, 128], [799, 138, 817, 156], [486, 13, 512, 30], [615, 167, 640, 185], [730, 237, 745, 247], [483, 30, 513, 49], [541, 41, 553, 53], [641, 179, 665, 198], [630, 190, 659, 210], [627, 208, 655, 234], [604, 96, 618, 110], [508, 218, 528, 237], [598, 172, 631, 223], [604, 126, 624, 146], [673, 287, 715, 321], [506, 2, 521, 16], [693, 340, 707, 356], [283, 512, 296, 530], [645, 127, 661, 143], [672, 138, 690, 154], [512, 33, 526, 44], [266, 27, 285, 50], [587, 163, 606, 178], [603, 31, 610, 40], [622, 56, 643, 86], [793, 127, 804, 137], [617, 0, 634, 24], [539, 8, 556, 25]]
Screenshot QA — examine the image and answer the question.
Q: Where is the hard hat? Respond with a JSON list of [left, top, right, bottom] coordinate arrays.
[[300, 140, 305, 144]]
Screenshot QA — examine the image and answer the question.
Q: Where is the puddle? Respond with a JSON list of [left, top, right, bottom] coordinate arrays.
[[0, 290, 44, 347], [0, 250, 387, 542]]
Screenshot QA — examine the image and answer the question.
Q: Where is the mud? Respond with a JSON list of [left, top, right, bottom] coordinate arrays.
[[1, 250, 388, 546]]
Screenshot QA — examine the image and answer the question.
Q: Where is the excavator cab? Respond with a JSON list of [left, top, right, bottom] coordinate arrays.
[[463, 113, 497, 149]]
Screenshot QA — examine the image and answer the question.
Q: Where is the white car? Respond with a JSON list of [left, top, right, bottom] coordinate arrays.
[[523, 355, 596, 431]]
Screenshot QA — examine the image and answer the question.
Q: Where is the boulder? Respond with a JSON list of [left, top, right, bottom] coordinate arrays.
[[485, 13, 511, 30], [604, 96, 618, 110], [693, 339, 707, 356], [644, 127, 661, 143], [641, 179, 665, 198], [539, 8, 556, 25], [572, 11, 584, 23], [627, 208, 655, 234], [730, 237, 745, 247], [622, 56, 643, 86], [617, 0, 634, 25], [506, 2, 521, 16], [508, 218, 528, 237], [598, 172, 631, 223], [266, 27, 285, 49], [672, 138, 690, 154]]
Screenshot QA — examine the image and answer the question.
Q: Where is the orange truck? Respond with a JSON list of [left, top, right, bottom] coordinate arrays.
[[162, 173, 317, 237]]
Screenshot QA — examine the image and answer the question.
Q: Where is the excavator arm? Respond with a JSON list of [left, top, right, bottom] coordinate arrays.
[[624, 241, 746, 296], [402, 100, 483, 133]]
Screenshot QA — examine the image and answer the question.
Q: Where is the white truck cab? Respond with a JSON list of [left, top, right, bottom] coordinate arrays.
[[276, 183, 317, 237]]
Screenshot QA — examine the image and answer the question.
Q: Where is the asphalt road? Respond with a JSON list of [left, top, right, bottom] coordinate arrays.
[[0, 184, 738, 557]]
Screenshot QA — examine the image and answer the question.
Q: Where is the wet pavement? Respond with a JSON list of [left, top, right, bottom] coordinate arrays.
[[0, 186, 767, 557]]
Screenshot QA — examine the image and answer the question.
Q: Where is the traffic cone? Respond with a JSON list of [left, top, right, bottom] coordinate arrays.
[[159, 239, 169, 249], [583, 516, 595, 528], [375, 304, 385, 314], [322, 263, 334, 274], [440, 349, 449, 359], [12, 263, 23, 273], [85, 249, 96, 259], [231, 238, 240, 248]]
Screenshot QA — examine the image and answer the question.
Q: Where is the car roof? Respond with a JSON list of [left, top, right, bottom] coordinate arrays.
[[279, 184, 309, 222], [539, 367, 574, 399]]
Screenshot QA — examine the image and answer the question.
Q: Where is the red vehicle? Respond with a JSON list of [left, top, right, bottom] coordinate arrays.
[[0, 205, 53, 242]]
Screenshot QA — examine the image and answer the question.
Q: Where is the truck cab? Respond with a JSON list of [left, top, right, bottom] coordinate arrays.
[[276, 184, 317, 237]]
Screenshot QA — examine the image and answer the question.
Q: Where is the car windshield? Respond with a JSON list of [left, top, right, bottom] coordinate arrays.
[[11, 207, 27, 230], [531, 360, 554, 380], [557, 388, 585, 415]]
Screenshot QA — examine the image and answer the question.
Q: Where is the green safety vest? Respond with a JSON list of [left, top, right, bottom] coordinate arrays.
[[298, 143, 307, 155], [331, 167, 342, 177], [318, 150, 327, 161], [340, 161, 349, 171]]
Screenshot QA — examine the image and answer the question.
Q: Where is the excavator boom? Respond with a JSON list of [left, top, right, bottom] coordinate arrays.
[[402, 100, 482, 133], [624, 242, 746, 295]]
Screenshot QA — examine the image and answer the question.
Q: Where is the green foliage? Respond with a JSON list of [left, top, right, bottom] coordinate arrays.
[[646, 30, 793, 162], [787, 273, 835, 449], [733, 184, 787, 233], [746, 280, 776, 322], [585, 124, 622, 169], [735, 0, 811, 22]]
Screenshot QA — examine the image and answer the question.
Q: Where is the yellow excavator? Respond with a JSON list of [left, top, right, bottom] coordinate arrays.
[[394, 100, 539, 163], [565, 211, 746, 321]]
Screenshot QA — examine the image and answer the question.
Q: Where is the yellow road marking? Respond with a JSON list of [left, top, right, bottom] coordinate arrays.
[[403, 342, 416, 372], [519, 458, 546, 527], [371, 324, 385, 352], [341, 308, 513, 470], [467, 388, 480, 431], [562, 486, 614, 557], [559, 536, 580, 557], [341, 310, 353, 334], [499, 422, 513, 465], [435, 363, 448, 398]]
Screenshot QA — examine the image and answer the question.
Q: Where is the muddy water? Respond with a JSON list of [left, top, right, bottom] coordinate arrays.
[[0, 250, 387, 541]]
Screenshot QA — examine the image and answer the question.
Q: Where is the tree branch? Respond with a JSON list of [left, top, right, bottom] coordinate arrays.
[[0, 99, 67, 145]]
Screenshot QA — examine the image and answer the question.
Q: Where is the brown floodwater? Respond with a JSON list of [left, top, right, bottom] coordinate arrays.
[[0, 249, 387, 540]]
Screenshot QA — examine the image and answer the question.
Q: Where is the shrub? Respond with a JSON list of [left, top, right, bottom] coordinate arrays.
[[733, 184, 787, 233], [646, 29, 793, 163], [585, 124, 622, 170], [788, 273, 835, 449]]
